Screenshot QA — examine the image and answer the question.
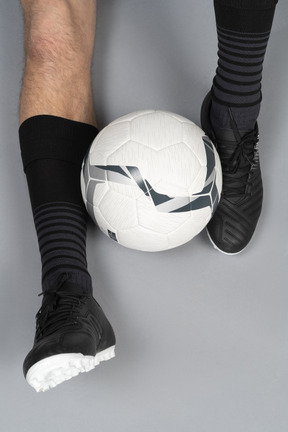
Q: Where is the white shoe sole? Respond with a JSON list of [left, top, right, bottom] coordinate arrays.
[[26, 346, 116, 392]]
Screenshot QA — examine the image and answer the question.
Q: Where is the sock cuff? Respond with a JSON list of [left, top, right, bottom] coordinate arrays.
[[214, 0, 278, 10], [19, 115, 98, 172], [214, 0, 278, 33]]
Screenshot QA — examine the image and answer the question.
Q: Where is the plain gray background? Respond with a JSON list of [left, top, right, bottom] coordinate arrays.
[[0, 1, 287, 431]]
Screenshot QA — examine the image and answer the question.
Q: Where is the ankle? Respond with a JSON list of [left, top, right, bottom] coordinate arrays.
[[210, 99, 258, 136]]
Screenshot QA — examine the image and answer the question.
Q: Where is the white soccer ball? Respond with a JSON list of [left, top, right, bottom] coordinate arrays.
[[81, 110, 222, 252]]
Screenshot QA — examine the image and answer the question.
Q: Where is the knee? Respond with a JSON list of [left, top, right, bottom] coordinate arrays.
[[23, 1, 92, 69]]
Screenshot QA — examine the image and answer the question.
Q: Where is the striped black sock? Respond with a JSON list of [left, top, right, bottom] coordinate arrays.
[[19, 115, 98, 293], [33, 202, 91, 292], [210, 0, 278, 133]]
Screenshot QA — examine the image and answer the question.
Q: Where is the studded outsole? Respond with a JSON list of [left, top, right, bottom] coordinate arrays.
[[26, 346, 116, 392]]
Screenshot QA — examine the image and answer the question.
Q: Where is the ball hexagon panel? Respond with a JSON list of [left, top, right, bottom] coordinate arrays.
[[89, 122, 131, 166], [130, 110, 184, 151]]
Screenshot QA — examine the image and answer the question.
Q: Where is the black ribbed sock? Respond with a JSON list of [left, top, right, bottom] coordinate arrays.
[[210, 0, 278, 134], [19, 115, 98, 293]]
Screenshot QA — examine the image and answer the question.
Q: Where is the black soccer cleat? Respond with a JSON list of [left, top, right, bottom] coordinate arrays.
[[23, 277, 116, 392], [201, 92, 263, 254]]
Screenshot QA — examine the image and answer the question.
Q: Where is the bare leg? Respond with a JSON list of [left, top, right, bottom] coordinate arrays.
[[20, 0, 97, 126]]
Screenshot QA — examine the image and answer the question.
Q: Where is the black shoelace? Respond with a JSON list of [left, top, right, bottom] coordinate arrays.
[[216, 108, 259, 199], [35, 276, 89, 340]]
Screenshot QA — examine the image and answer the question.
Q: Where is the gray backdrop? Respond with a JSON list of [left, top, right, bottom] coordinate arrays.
[[0, 1, 287, 431]]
